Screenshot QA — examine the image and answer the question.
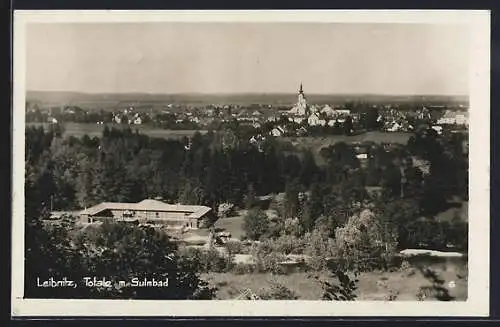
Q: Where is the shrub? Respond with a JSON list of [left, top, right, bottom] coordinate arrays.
[[272, 234, 307, 255], [250, 242, 288, 274], [316, 269, 359, 301], [218, 202, 235, 218], [259, 282, 299, 300], [225, 240, 244, 254], [232, 263, 256, 275], [303, 230, 337, 271], [179, 247, 233, 273]]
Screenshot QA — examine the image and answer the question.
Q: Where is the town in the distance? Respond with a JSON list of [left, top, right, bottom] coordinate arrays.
[[25, 83, 469, 301]]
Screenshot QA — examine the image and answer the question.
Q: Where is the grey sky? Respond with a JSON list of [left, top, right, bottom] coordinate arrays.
[[26, 22, 469, 95]]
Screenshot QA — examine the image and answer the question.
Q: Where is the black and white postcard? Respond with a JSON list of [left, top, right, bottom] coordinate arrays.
[[11, 10, 490, 317]]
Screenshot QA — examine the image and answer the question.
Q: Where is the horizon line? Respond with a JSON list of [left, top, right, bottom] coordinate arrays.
[[26, 89, 469, 98]]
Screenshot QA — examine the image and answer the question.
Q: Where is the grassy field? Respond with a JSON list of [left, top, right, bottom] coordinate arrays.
[[203, 257, 468, 301], [282, 131, 413, 165], [26, 122, 208, 140], [283, 131, 412, 146], [186, 212, 247, 240], [435, 201, 468, 223], [212, 214, 247, 239]]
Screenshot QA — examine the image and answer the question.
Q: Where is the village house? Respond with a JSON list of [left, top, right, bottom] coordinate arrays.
[[437, 110, 469, 126], [252, 110, 263, 117], [189, 116, 201, 124], [252, 122, 262, 129], [48, 117, 58, 124], [351, 113, 361, 122], [270, 125, 286, 137], [431, 125, 443, 135], [307, 112, 320, 126], [321, 104, 335, 117], [292, 117, 305, 124], [386, 121, 402, 132], [296, 126, 308, 136], [79, 199, 215, 229], [335, 109, 351, 117]]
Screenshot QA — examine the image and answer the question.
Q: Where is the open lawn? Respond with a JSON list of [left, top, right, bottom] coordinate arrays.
[[26, 122, 208, 140], [282, 131, 413, 165], [202, 257, 468, 301], [181, 212, 246, 241], [212, 214, 247, 240], [435, 201, 468, 223], [283, 131, 412, 147]]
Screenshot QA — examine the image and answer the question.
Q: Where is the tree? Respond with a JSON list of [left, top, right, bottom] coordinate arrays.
[[299, 149, 318, 187], [178, 178, 206, 205], [344, 116, 354, 135], [284, 179, 301, 219], [24, 172, 90, 298], [381, 164, 402, 198], [77, 222, 217, 299], [334, 208, 397, 271], [244, 184, 257, 210], [377, 198, 420, 249], [243, 208, 270, 240], [362, 108, 380, 131]]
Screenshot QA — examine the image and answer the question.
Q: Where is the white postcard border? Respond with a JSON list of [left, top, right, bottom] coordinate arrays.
[[12, 10, 491, 317]]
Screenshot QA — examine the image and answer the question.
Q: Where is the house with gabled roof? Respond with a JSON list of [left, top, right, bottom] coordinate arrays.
[[79, 199, 214, 229], [321, 104, 335, 117]]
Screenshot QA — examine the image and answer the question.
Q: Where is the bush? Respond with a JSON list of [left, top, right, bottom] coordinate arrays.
[[250, 242, 288, 274], [272, 234, 307, 255], [225, 240, 245, 254], [232, 263, 256, 275], [258, 282, 298, 300], [218, 202, 235, 218], [316, 269, 359, 301], [303, 230, 337, 271], [179, 247, 233, 273]]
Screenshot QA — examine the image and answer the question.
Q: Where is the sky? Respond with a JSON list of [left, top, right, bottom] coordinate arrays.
[[25, 22, 470, 95]]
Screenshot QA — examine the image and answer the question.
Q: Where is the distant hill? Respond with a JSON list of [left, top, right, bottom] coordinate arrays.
[[26, 90, 469, 109]]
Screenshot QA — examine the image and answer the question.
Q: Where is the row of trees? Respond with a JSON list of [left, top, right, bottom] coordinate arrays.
[[27, 123, 467, 245]]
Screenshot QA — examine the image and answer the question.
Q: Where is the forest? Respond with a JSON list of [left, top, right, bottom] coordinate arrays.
[[24, 123, 468, 299]]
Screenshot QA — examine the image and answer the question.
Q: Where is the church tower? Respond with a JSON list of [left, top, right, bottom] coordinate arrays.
[[296, 83, 308, 116], [289, 82, 309, 117]]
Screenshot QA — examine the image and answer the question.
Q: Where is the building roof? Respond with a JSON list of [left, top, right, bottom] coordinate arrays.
[[80, 199, 212, 219]]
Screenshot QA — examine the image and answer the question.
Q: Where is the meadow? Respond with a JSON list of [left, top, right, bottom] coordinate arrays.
[[281, 131, 413, 165], [203, 255, 468, 301], [283, 131, 412, 148], [26, 122, 208, 139]]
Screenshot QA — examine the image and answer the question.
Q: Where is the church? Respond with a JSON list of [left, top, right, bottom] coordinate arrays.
[[289, 83, 309, 116]]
